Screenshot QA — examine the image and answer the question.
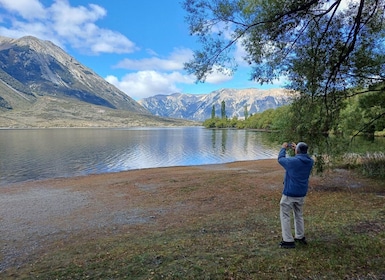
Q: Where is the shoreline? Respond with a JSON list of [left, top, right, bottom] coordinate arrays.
[[2, 157, 383, 278], [1, 158, 277, 188], [2, 156, 384, 278], [0, 159, 281, 272]]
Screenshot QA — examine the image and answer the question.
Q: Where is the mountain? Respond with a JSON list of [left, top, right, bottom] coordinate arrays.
[[138, 88, 295, 121], [0, 35, 198, 128], [0, 35, 292, 127], [0, 35, 147, 113]]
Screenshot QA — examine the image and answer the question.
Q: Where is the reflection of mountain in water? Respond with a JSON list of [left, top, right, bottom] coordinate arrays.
[[0, 127, 278, 185]]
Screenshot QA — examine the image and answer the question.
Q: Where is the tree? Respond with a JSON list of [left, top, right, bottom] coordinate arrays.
[[211, 104, 216, 119], [244, 105, 249, 120], [221, 100, 226, 119], [348, 88, 385, 140], [183, 0, 385, 151], [203, 117, 218, 128], [183, 0, 385, 85]]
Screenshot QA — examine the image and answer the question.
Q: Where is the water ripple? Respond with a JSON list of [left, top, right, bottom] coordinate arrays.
[[0, 127, 278, 185]]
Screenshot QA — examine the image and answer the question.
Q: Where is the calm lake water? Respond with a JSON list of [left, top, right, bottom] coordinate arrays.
[[0, 127, 279, 185]]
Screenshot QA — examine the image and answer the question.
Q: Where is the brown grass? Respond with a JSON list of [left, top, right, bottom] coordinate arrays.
[[1, 160, 384, 279]]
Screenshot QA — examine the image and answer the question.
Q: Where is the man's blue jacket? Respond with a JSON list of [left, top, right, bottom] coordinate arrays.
[[278, 148, 314, 197]]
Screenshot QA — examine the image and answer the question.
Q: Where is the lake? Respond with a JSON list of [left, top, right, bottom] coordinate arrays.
[[0, 127, 279, 185]]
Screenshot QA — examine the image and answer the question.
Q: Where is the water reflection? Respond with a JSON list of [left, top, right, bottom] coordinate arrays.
[[0, 127, 278, 185]]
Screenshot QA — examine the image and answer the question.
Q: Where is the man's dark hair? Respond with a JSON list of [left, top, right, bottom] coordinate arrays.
[[296, 142, 308, 154]]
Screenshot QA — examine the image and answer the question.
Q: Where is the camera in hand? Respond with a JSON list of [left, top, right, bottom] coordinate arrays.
[[287, 143, 292, 148]]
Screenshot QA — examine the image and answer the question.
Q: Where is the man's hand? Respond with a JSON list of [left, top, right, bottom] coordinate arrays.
[[282, 142, 297, 150]]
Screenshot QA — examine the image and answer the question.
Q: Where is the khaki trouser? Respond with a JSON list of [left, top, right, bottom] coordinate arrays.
[[280, 194, 305, 242]]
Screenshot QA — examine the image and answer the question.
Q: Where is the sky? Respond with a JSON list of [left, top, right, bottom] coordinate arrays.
[[0, 0, 284, 100]]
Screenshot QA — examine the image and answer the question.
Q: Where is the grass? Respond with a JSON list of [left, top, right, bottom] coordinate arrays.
[[2, 165, 385, 280], [343, 152, 385, 179], [360, 153, 385, 179]]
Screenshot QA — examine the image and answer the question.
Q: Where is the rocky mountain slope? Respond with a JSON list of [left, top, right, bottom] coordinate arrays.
[[138, 88, 295, 121], [0, 35, 149, 111], [0, 36, 199, 127], [0, 94, 195, 128]]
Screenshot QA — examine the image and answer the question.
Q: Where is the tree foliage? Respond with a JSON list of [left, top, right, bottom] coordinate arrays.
[[340, 88, 385, 139], [244, 105, 249, 120], [202, 97, 385, 175], [183, 0, 385, 87], [221, 100, 226, 119], [184, 0, 385, 159]]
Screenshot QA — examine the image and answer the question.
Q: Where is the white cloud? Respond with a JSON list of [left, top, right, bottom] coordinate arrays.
[[106, 65, 234, 99], [109, 47, 233, 98], [50, 2, 106, 26], [115, 48, 193, 71], [0, 0, 136, 54], [0, 20, 55, 42], [205, 65, 233, 84], [339, 0, 359, 10], [322, 0, 359, 13], [106, 71, 194, 100], [0, 0, 46, 19]]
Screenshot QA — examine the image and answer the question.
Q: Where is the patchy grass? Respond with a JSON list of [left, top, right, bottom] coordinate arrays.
[[360, 153, 385, 179], [1, 161, 385, 279], [342, 152, 385, 179]]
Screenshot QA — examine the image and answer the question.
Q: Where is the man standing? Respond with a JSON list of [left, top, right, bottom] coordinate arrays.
[[278, 142, 314, 249]]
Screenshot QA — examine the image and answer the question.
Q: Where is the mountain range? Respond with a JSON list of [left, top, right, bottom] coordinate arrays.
[[0, 35, 293, 127], [0, 35, 195, 127], [138, 88, 294, 121]]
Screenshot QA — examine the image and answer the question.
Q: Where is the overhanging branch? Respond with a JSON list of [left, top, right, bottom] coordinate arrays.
[[350, 111, 385, 142]]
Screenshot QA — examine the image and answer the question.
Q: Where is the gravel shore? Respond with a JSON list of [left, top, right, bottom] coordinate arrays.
[[1, 187, 90, 270]]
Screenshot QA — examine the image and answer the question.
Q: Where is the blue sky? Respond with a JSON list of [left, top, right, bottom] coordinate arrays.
[[0, 0, 284, 100]]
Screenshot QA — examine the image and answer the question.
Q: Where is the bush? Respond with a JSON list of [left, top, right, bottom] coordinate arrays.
[[203, 118, 218, 128]]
